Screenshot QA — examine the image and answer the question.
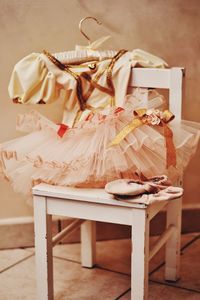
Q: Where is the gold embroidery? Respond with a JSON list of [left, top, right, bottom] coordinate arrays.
[[43, 49, 127, 111], [73, 110, 83, 126], [106, 49, 127, 95], [81, 63, 111, 100], [81, 50, 127, 102], [81, 72, 114, 97], [43, 50, 86, 111]]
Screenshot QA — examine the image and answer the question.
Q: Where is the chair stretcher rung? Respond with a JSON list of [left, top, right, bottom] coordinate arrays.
[[149, 224, 176, 261], [52, 219, 85, 246]]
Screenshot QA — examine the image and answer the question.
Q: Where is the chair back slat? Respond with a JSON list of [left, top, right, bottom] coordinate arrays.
[[129, 67, 184, 120]]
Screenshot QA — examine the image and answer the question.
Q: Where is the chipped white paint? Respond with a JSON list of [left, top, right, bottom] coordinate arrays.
[[34, 196, 53, 300], [131, 209, 149, 300]]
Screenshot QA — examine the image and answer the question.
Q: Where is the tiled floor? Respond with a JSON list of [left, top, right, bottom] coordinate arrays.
[[0, 234, 200, 299]]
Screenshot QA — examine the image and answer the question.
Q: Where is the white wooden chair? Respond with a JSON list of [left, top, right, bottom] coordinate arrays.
[[33, 67, 183, 300]]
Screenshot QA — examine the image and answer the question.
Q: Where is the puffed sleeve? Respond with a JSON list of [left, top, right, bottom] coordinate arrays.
[[131, 49, 168, 68], [8, 53, 60, 104]]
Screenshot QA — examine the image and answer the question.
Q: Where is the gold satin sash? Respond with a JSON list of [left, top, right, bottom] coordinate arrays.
[[109, 108, 176, 168]]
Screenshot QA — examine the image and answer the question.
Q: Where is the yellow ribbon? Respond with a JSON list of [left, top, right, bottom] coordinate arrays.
[[109, 118, 143, 146], [160, 110, 174, 123], [109, 108, 176, 168]]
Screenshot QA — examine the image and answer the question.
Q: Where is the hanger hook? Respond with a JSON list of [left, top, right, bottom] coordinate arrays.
[[79, 16, 102, 45]]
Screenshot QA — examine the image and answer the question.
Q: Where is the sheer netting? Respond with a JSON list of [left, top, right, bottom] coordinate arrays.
[[1, 91, 199, 195]]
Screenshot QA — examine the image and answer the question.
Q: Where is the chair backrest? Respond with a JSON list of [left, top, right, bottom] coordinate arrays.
[[129, 67, 184, 121]]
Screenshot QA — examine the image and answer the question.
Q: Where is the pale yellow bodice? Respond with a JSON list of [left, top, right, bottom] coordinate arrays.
[[8, 43, 167, 127]]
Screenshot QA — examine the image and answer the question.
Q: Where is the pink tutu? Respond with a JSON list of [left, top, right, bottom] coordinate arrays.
[[0, 93, 199, 195]]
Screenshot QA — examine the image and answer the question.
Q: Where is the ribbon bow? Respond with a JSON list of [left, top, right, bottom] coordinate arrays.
[[109, 108, 176, 168], [75, 36, 111, 51]]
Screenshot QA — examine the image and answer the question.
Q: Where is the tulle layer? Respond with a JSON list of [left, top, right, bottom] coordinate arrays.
[[0, 106, 199, 195]]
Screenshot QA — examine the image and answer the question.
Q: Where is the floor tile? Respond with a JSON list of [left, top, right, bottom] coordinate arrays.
[[119, 281, 200, 300], [0, 248, 33, 273], [97, 239, 131, 274], [53, 234, 196, 275], [53, 239, 132, 274], [0, 255, 130, 300], [23, 247, 35, 253], [53, 243, 80, 263], [150, 236, 200, 292], [149, 233, 197, 274], [97, 234, 195, 275], [1, 235, 199, 300], [54, 259, 130, 300], [0, 256, 36, 300]]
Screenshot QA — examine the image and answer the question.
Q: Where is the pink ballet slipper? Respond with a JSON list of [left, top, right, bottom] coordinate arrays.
[[139, 186, 183, 204], [105, 175, 171, 196], [105, 179, 157, 196], [105, 177, 183, 205]]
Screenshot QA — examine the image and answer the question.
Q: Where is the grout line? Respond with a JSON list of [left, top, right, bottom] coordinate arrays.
[[149, 261, 165, 276], [115, 287, 131, 300], [96, 265, 130, 277], [149, 234, 200, 276], [20, 246, 35, 254], [150, 279, 200, 294], [114, 277, 200, 300], [0, 253, 34, 274], [181, 234, 200, 252], [53, 253, 131, 278], [53, 255, 131, 278], [53, 255, 81, 265]]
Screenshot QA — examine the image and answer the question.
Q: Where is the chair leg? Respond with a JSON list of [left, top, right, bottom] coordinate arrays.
[[131, 210, 150, 300], [34, 196, 53, 300], [165, 197, 182, 281], [81, 220, 96, 268]]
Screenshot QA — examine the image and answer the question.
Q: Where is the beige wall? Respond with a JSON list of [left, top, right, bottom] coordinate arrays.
[[0, 0, 200, 218]]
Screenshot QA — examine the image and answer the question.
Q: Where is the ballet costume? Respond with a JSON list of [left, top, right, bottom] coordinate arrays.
[[0, 43, 199, 195]]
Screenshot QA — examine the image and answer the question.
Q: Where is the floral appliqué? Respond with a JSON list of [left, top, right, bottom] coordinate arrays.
[[141, 109, 164, 126]]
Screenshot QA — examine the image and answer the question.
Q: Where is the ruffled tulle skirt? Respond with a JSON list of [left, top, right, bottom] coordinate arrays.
[[0, 95, 200, 195]]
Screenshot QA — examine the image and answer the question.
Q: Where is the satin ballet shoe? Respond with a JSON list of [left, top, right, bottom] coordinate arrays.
[[105, 178, 183, 205], [139, 186, 183, 204], [134, 171, 171, 186], [105, 179, 159, 196], [105, 175, 171, 196], [113, 186, 183, 205], [145, 175, 171, 186]]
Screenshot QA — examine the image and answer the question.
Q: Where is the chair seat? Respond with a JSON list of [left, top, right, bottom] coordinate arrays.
[[33, 183, 148, 209]]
